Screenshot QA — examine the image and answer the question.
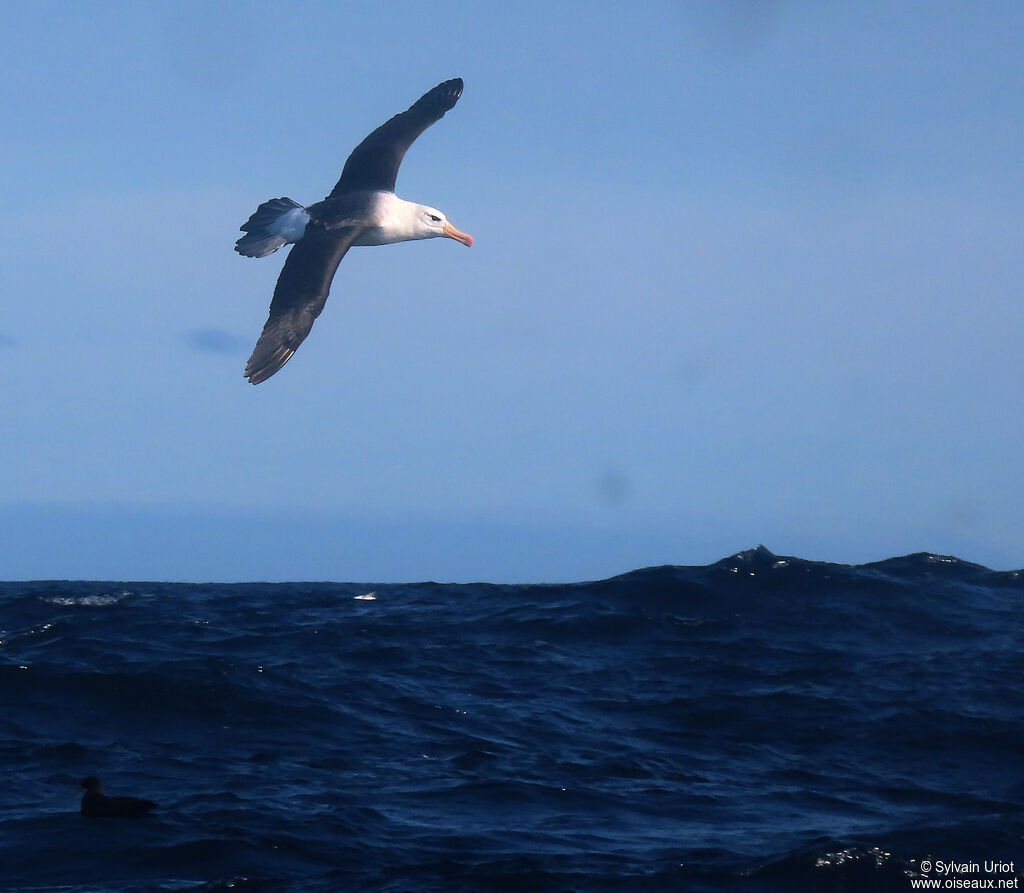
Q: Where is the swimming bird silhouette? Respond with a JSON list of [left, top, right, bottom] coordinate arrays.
[[78, 776, 157, 817], [237, 77, 473, 384]]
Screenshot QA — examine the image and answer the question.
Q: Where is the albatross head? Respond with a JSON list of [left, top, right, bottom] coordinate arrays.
[[415, 204, 474, 246]]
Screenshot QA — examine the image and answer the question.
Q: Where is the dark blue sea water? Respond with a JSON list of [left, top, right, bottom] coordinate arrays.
[[2, 546, 1022, 892]]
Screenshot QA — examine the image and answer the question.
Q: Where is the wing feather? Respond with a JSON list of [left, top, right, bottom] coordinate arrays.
[[244, 225, 363, 384], [328, 78, 463, 196]]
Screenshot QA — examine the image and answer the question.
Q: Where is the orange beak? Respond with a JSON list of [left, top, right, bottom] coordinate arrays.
[[442, 220, 473, 247]]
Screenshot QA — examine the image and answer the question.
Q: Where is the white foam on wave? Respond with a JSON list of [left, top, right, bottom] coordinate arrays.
[[43, 590, 133, 607]]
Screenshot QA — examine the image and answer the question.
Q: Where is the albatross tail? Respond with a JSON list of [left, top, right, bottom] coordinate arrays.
[[235, 197, 309, 257]]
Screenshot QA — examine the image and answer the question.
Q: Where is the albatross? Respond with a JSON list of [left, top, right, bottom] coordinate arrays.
[[236, 77, 473, 384]]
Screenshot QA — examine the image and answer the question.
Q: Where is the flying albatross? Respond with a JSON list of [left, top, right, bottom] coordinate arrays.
[[236, 77, 473, 384]]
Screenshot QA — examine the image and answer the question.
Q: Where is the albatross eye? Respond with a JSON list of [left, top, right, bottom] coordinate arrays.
[[429, 214, 442, 223]]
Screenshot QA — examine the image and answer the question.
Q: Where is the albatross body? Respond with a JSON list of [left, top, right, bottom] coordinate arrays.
[[237, 77, 473, 384]]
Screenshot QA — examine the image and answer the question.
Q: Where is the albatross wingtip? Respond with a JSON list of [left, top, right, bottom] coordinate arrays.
[[431, 77, 464, 109], [244, 346, 296, 385]]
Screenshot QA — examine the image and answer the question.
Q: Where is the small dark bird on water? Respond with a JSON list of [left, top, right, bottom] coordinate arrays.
[[78, 776, 157, 818]]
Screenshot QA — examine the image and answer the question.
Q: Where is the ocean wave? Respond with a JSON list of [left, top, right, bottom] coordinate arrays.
[[1, 548, 1021, 891]]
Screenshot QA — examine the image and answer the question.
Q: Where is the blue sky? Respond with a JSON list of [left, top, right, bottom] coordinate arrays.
[[1, 2, 1021, 581]]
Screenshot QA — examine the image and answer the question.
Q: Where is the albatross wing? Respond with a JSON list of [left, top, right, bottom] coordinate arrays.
[[328, 78, 464, 196], [244, 225, 364, 384]]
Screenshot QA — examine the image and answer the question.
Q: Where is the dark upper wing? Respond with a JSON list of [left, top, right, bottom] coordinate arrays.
[[244, 225, 364, 384], [328, 78, 463, 197]]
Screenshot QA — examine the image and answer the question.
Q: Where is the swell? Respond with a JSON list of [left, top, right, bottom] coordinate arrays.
[[1, 548, 1022, 891]]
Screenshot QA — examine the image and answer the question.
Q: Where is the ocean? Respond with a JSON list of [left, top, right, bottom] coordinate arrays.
[[1, 545, 1022, 892]]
